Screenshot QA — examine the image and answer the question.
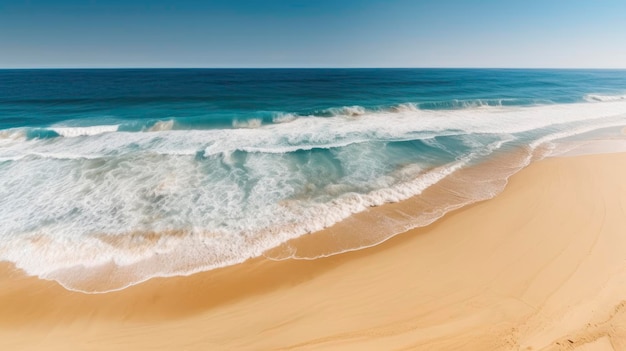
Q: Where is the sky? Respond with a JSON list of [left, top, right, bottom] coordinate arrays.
[[1, 0, 625, 68]]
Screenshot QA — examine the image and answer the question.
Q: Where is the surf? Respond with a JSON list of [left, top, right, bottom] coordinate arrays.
[[0, 98, 625, 292], [1, 69, 626, 293]]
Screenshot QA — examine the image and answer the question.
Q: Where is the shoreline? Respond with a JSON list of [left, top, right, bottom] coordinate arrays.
[[2, 151, 626, 350]]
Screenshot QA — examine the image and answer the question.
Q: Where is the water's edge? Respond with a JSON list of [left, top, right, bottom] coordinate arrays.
[[17, 125, 625, 294]]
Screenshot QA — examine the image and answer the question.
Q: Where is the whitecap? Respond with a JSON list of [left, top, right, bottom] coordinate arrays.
[[51, 125, 119, 137]]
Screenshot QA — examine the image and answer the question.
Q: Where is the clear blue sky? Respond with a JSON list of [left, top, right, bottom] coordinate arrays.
[[1, 0, 625, 68]]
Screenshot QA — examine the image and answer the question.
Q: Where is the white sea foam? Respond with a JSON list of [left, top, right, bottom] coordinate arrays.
[[418, 98, 517, 109], [325, 105, 367, 117], [0, 129, 27, 141], [551, 139, 626, 157], [1, 99, 626, 292], [584, 93, 626, 102], [51, 125, 119, 137], [1, 102, 625, 165], [0, 129, 27, 147], [390, 102, 420, 112]]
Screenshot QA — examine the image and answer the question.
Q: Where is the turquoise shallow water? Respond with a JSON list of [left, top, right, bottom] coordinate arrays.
[[1, 69, 625, 292]]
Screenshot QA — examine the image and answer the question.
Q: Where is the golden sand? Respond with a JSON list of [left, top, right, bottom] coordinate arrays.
[[2, 152, 626, 350]]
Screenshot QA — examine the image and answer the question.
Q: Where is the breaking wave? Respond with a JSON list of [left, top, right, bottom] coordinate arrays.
[[584, 93, 626, 102], [0, 98, 625, 293]]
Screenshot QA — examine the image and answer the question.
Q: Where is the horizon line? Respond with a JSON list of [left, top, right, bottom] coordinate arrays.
[[1, 66, 626, 70]]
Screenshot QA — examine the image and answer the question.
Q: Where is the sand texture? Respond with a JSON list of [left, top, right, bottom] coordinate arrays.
[[1, 152, 626, 350]]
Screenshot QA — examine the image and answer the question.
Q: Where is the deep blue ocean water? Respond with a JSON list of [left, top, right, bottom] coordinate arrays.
[[1, 69, 625, 292], [1, 69, 626, 132]]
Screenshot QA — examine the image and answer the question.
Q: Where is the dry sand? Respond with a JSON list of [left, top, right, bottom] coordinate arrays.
[[2, 152, 626, 350]]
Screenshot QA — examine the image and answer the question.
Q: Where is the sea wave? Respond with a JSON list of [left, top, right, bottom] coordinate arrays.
[[1, 100, 625, 160], [50, 125, 120, 137], [232, 118, 263, 129], [0, 137, 507, 293], [0, 129, 27, 145], [272, 113, 298, 124], [0, 99, 625, 293], [584, 93, 626, 102], [418, 98, 510, 109], [146, 119, 175, 132], [324, 105, 367, 117], [1, 96, 622, 141]]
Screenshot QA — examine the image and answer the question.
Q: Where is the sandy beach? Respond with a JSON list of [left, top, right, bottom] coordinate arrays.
[[2, 151, 626, 351]]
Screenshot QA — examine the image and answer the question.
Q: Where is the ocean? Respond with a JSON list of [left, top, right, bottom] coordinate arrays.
[[1, 68, 625, 292]]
